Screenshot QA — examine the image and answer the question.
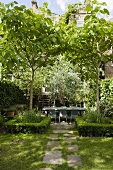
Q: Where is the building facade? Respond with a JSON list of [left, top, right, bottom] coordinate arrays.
[[31, 0, 60, 23]]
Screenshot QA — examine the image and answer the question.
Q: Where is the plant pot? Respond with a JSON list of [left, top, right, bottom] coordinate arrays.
[[6, 111, 15, 117]]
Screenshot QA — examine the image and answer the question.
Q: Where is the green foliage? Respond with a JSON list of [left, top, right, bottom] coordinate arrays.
[[14, 110, 43, 123], [83, 109, 112, 124], [1, 1, 62, 111], [0, 114, 7, 126], [0, 80, 26, 111], [44, 58, 83, 104], [75, 117, 113, 137], [83, 109, 99, 123], [64, 0, 113, 113], [100, 78, 113, 117], [4, 116, 51, 134]]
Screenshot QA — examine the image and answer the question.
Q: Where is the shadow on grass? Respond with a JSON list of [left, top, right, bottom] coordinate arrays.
[[0, 132, 50, 170], [77, 136, 113, 170]]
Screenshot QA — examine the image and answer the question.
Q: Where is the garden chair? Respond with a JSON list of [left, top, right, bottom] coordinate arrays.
[[59, 109, 67, 123], [48, 109, 56, 123], [71, 110, 78, 122]]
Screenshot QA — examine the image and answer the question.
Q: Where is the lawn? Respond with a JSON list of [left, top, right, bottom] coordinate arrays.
[[0, 130, 113, 170], [0, 131, 51, 170], [77, 135, 113, 170]]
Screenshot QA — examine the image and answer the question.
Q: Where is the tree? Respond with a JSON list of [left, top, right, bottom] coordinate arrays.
[[65, 0, 113, 114], [1, 2, 61, 112], [43, 57, 83, 105]]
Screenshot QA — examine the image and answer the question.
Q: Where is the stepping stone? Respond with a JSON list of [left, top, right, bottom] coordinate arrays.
[[53, 130, 73, 134], [68, 145, 78, 152], [63, 133, 75, 137], [67, 155, 82, 166], [39, 168, 53, 170], [43, 151, 62, 165], [47, 141, 60, 148], [63, 137, 76, 143], [49, 134, 58, 140], [51, 123, 75, 130]]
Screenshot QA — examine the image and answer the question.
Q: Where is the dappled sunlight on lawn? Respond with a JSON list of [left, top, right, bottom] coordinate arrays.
[[77, 136, 113, 170], [0, 132, 50, 170]]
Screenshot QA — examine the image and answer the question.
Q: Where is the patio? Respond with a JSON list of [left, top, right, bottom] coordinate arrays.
[[42, 106, 86, 123]]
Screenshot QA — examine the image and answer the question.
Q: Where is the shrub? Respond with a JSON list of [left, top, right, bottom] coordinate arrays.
[[0, 115, 7, 126], [83, 109, 111, 124], [75, 117, 113, 137], [83, 109, 100, 123], [14, 110, 43, 123], [4, 116, 51, 134]]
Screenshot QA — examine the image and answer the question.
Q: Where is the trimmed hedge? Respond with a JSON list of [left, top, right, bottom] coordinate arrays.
[[4, 117, 51, 134], [75, 117, 113, 137], [0, 80, 26, 111]]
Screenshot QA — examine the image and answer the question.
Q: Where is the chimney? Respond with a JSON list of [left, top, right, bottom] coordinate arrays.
[[31, 0, 38, 12]]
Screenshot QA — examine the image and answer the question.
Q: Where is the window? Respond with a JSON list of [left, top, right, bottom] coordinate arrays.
[[77, 20, 84, 27]]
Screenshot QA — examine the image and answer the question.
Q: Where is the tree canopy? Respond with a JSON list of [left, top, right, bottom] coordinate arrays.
[[0, 1, 62, 111]]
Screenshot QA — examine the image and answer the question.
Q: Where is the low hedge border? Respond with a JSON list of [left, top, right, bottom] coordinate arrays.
[[75, 117, 113, 137], [4, 117, 51, 134]]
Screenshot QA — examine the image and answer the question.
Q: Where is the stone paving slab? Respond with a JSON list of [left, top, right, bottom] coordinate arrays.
[[53, 130, 73, 134], [39, 168, 53, 170], [68, 145, 78, 152], [43, 151, 62, 165], [47, 141, 60, 148], [67, 154, 82, 166], [63, 137, 77, 143], [49, 134, 58, 140], [51, 123, 75, 130], [63, 133, 75, 137]]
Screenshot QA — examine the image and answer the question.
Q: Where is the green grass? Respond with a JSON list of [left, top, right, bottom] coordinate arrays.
[[0, 131, 51, 170], [77, 135, 113, 170], [0, 129, 113, 170]]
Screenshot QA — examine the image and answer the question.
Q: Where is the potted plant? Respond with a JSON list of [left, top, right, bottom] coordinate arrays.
[[5, 105, 16, 117]]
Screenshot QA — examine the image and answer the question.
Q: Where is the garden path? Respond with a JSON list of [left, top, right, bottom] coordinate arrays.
[[40, 122, 82, 169]]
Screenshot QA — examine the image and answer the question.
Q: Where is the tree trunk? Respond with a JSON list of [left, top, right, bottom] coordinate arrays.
[[29, 69, 34, 113], [96, 67, 100, 115]]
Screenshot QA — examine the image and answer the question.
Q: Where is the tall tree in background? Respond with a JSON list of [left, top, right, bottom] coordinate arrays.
[[64, 0, 113, 114]]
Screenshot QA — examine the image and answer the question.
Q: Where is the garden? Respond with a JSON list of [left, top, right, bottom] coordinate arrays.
[[0, 0, 113, 169]]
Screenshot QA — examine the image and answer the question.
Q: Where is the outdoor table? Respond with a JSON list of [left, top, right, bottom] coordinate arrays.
[[66, 106, 86, 122], [42, 106, 86, 123], [66, 106, 86, 115]]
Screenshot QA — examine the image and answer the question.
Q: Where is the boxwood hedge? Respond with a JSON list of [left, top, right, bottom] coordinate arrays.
[[4, 117, 51, 134], [75, 117, 113, 137]]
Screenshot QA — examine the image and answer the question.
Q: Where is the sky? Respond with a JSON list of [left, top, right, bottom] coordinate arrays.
[[1, 0, 113, 18]]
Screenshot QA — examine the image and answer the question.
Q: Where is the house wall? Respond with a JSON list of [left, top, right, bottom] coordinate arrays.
[[105, 62, 113, 78]]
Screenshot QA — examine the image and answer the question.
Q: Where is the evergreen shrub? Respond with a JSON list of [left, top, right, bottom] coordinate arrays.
[[4, 117, 51, 134], [75, 117, 113, 137]]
